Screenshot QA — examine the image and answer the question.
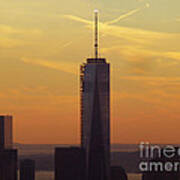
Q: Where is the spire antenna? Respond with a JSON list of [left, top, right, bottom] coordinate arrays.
[[94, 9, 99, 59]]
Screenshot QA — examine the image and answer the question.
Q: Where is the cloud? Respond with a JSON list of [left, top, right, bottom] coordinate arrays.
[[64, 4, 149, 26], [119, 76, 180, 82], [165, 51, 180, 61], [175, 18, 180, 22], [63, 13, 179, 46], [100, 24, 173, 45], [0, 24, 43, 48], [62, 41, 73, 48], [0, 24, 42, 35], [62, 15, 91, 25], [105, 3, 150, 26], [21, 57, 77, 74], [0, 87, 77, 106], [102, 45, 180, 63], [102, 45, 180, 76], [0, 37, 24, 48], [116, 76, 180, 105], [63, 10, 180, 79], [105, 8, 141, 25]]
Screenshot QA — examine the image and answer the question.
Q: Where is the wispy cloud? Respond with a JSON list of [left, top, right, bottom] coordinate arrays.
[[0, 24, 42, 35], [63, 10, 179, 46], [64, 5, 148, 26], [176, 18, 180, 22], [102, 45, 180, 63], [64, 2, 150, 27], [119, 76, 180, 82], [63, 7, 180, 70], [0, 24, 43, 48], [0, 37, 24, 48], [21, 57, 77, 74], [105, 8, 141, 25], [62, 41, 73, 48], [62, 15, 91, 25]]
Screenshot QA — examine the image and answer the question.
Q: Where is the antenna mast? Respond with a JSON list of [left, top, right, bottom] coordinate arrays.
[[94, 10, 99, 59]]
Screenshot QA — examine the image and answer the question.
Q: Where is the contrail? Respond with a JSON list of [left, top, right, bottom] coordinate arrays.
[[63, 3, 150, 26], [62, 15, 91, 24], [105, 8, 141, 25], [105, 3, 150, 25]]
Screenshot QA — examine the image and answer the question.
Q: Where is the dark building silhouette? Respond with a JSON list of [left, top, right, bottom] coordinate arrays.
[[0, 115, 17, 180], [111, 166, 128, 180], [0, 115, 13, 149], [0, 149, 17, 180], [142, 147, 180, 180], [20, 159, 35, 180], [55, 147, 85, 180], [80, 11, 110, 180]]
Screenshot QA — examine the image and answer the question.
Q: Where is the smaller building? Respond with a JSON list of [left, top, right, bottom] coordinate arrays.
[[0, 115, 13, 149], [20, 159, 35, 180], [0, 149, 18, 180], [111, 166, 128, 180], [55, 147, 86, 180]]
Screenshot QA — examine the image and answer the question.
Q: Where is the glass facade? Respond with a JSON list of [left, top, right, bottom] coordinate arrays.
[[81, 58, 110, 180]]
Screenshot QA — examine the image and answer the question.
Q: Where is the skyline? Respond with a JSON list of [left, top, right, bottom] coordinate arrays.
[[0, 0, 180, 144]]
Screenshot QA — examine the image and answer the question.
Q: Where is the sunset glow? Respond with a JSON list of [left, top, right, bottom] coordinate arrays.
[[0, 0, 180, 144]]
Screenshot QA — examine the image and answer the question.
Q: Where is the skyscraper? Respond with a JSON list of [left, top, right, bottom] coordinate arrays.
[[111, 166, 128, 180], [0, 115, 17, 180], [80, 10, 110, 180], [20, 159, 35, 180], [0, 115, 13, 149], [0, 149, 17, 180], [55, 147, 86, 180]]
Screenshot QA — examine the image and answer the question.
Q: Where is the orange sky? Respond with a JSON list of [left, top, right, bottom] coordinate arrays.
[[0, 0, 180, 144]]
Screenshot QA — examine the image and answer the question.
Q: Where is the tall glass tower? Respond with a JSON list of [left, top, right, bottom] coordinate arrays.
[[80, 10, 110, 180]]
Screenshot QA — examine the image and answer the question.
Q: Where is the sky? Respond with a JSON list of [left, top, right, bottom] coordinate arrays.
[[0, 0, 180, 144]]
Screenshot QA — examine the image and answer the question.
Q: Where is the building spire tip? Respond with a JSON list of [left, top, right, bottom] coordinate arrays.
[[94, 9, 99, 13], [94, 9, 99, 59]]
